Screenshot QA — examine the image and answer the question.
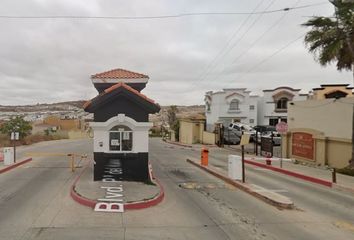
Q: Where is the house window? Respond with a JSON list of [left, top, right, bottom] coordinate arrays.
[[269, 118, 279, 126], [276, 97, 288, 109], [109, 125, 133, 151], [249, 119, 254, 124], [229, 99, 239, 110], [325, 91, 347, 99], [249, 105, 255, 110]]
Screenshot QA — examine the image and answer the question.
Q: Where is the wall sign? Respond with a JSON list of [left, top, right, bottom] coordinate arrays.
[[122, 132, 130, 140], [111, 139, 120, 146], [292, 132, 314, 160], [261, 137, 273, 157]]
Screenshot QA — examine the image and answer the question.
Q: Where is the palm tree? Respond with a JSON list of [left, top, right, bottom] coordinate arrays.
[[302, 0, 354, 167]]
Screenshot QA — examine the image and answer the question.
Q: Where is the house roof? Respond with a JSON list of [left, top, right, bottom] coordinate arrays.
[[83, 82, 159, 111], [263, 86, 301, 92], [313, 84, 353, 90], [91, 68, 149, 79]]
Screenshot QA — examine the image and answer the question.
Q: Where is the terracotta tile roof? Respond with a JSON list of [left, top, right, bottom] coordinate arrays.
[[83, 82, 157, 109], [91, 68, 149, 79]]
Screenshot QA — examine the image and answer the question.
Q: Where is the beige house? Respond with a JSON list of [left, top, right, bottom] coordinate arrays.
[[309, 84, 353, 100], [179, 115, 215, 145], [282, 96, 354, 169], [44, 115, 82, 131]]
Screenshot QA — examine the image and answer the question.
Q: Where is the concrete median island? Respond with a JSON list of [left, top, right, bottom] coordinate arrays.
[[187, 158, 294, 209], [71, 162, 164, 211]]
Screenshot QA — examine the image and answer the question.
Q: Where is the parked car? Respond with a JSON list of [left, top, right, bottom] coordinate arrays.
[[253, 125, 276, 133], [260, 131, 281, 146], [228, 123, 256, 139], [254, 128, 281, 146], [223, 131, 241, 145]]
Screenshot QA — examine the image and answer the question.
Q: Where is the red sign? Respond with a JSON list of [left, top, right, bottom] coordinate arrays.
[[292, 132, 314, 160], [276, 122, 288, 133]]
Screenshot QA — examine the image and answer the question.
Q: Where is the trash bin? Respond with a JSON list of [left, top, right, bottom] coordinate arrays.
[[201, 148, 209, 166], [3, 147, 14, 166], [228, 155, 242, 180]]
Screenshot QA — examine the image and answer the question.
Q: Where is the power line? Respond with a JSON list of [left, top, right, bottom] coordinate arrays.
[[214, 0, 301, 86], [198, 0, 278, 84], [231, 0, 302, 66], [195, 0, 267, 84], [0, 2, 329, 20], [235, 32, 306, 82]]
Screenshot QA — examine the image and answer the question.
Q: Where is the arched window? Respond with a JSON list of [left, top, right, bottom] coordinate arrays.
[[229, 99, 239, 110], [109, 125, 133, 151], [276, 97, 288, 109]]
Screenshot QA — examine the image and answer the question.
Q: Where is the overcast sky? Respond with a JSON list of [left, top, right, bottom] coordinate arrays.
[[0, 0, 352, 106]]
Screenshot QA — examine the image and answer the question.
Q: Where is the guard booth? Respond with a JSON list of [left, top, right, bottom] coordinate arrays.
[[84, 68, 160, 181]]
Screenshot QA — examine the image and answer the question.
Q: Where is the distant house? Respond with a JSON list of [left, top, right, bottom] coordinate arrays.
[[43, 115, 81, 131], [205, 88, 259, 132], [179, 114, 205, 145], [309, 84, 353, 100], [257, 87, 308, 126], [31, 123, 58, 134]]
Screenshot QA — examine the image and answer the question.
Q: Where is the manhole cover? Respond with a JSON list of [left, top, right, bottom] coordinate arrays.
[[179, 182, 200, 189]]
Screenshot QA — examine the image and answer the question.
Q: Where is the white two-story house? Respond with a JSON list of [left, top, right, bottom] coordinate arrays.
[[257, 86, 308, 126], [205, 88, 259, 132]]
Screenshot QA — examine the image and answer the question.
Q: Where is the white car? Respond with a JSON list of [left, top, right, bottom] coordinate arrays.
[[228, 123, 256, 139]]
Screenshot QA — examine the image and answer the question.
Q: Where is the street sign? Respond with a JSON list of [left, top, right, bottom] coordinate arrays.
[[276, 122, 288, 134], [10, 132, 19, 140], [240, 134, 251, 146]]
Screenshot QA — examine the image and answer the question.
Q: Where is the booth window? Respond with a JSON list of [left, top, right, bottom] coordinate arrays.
[[109, 125, 133, 151]]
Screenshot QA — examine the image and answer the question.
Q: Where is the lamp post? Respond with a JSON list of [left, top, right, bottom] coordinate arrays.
[[11, 126, 19, 163]]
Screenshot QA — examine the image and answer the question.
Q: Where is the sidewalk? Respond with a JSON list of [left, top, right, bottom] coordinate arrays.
[[217, 147, 354, 193], [164, 139, 354, 193], [71, 162, 164, 210], [256, 158, 354, 192]]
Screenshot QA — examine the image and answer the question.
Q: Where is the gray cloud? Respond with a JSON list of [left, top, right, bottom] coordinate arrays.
[[0, 0, 352, 106]]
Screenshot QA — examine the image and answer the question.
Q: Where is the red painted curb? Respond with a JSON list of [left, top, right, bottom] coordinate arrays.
[[125, 179, 165, 210], [70, 165, 97, 208], [70, 164, 165, 211], [0, 158, 32, 174], [244, 159, 333, 187], [186, 158, 293, 209]]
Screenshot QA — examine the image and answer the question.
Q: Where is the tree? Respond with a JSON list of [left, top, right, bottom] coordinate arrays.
[[0, 116, 32, 139], [302, 0, 354, 166], [167, 105, 179, 140]]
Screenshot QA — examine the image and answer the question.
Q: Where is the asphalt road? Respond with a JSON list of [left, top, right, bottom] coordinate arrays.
[[0, 138, 353, 239]]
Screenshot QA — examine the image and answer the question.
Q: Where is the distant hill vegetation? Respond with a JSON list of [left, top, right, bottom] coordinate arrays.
[[0, 100, 86, 112]]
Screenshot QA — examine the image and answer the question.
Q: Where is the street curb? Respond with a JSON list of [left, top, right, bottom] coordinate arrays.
[[125, 178, 164, 210], [163, 139, 192, 148], [70, 164, 165, 211], [187, 158, 294, 209], [244, 159, 333, 188], [333, 183, 354, 194], [70, 165, 96, 208], [163, 139, 218, 149], [0, 158, 32, 174]]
